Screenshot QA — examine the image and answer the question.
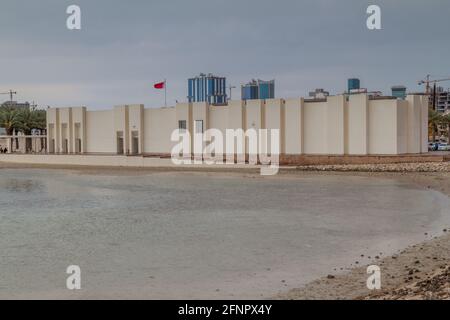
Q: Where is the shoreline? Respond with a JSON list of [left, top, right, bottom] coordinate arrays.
[[278, 168, 450, 300], [1, 161, 449, 300]]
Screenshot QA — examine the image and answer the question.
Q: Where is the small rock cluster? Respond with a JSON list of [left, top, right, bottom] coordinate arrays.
[[296, 162, 450, 173], [376, 266, 450, 300]]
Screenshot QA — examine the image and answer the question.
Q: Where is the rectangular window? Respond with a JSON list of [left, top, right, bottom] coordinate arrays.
[[178, 120, 187, 132], [116, 131, 124, 155], [195, 120, 204, 134]]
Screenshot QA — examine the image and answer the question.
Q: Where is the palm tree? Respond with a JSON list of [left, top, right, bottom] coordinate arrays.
[[15, 108, 47, 152], [441, 113, 450, 143], [0, 106, 21, 135], [428, 109, 442, 142], [0, 106, 47, 152], [15, 108, 46, 135]]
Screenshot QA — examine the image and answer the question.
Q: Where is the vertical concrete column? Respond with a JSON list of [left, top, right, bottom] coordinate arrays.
[[71, 107, 87, 154], [396, 100, 409, 154], [406, 95, 421, 154], [58, 108, 73, 153], [284, 98, 304, 155], [227, 100, 246, 159], [192, 102, 209, 158], [245, 100, 265, 131], [265, 99, 285, 154], [326, 95, 345, 155], [6, 137, 11, 154], [245, 99, 265, 157], [46, 108, 60, 154], [227, 100, 245, 130], [420, 95, 429, 153], [114, 105, 130, 154], [176, 102, 193, 154], [128, 104, 144, 154], [347, 94, 369, 155]]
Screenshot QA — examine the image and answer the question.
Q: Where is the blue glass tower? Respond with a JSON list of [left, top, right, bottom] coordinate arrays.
[[348, 78, 361, 93], [391, 86, 407, 99], [241, 79, 275, 100], [188, 73, 227, 105]]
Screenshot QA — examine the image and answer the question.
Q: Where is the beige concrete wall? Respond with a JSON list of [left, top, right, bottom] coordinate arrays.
[[406, 95, 421, 154], [368, 100, 398, 155], [128, 104, 144, 154], [284, 98, 304, 155], [326, 95, 345, 155], [176, 102, 192, 153], [45, 93, 427, 157], [85, 110, 115, 153], [420, 96, 429, 153], [245, 100, 265, 155], [303, 101, 327, 154], [59, 108, 72, 154], [192, 102, 209, 156], [209, 105, 229, 133], [346, 94, 369, 155], [265, 99, 285, 154], [47, 108, 59, 153], [227, 100, 245, 130], [245, 100, 265, 131], [226, 100, 246, 155], [209, 105, 229, 153], [397, 100, 409, 155], [143, 107, 177, 154], [114, 105, 129, 154], [71, 107, 86, 153]]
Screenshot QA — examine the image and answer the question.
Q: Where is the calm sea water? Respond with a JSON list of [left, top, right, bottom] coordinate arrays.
[[0, 169, 449, 299]]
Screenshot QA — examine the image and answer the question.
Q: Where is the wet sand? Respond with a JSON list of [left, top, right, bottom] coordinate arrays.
[[277, 170, 450, 300]]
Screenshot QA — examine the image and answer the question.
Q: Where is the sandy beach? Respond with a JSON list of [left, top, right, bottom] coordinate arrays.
[[276, 169, 450, 300], [0, 161, 449, 300]]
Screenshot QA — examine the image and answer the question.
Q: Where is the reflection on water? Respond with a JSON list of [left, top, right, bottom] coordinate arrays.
[[0, 168, 449, 299], [0, 179, 43, 193]]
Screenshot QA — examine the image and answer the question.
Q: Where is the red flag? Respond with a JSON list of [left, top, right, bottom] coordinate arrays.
[[154, 81, 165, 89]]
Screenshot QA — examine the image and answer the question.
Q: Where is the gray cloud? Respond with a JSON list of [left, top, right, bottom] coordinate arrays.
[[0, 0, 449, 109]]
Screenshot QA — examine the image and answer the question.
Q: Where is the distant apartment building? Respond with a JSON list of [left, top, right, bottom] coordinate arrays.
[[435, 87, 450, 113], [188, 73, 227, 105], [1, 101, 30, 109], [241, 79, 275, 100], [308, 88, 329, 100], [391, 86, 407, 100]]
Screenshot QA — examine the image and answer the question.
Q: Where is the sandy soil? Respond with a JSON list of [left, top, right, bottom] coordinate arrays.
[[1, 161, 449, 300], [276, 169, 450, 300]]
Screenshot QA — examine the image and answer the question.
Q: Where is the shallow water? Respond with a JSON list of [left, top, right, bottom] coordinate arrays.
[[0, 169, 449, 299]]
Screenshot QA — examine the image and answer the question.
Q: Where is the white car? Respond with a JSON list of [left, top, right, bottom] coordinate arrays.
[[438, 143, 450, 151]]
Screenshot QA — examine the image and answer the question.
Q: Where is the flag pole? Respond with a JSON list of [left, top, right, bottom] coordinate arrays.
[[164, 79, 167, 107]]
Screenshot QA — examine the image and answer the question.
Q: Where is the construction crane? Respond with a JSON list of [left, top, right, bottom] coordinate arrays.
[[0, 89, 17, 102], [418, 76, 450, 110]]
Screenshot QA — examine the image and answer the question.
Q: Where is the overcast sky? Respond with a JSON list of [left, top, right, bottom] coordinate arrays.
[[0, 0, 449, 109]]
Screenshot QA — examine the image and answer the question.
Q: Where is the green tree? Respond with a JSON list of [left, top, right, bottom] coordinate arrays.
[[428, 109, 442, 142], [440, 113, 450, 143], [15, 108, 47, 135], [0, 106, 21, 135]]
